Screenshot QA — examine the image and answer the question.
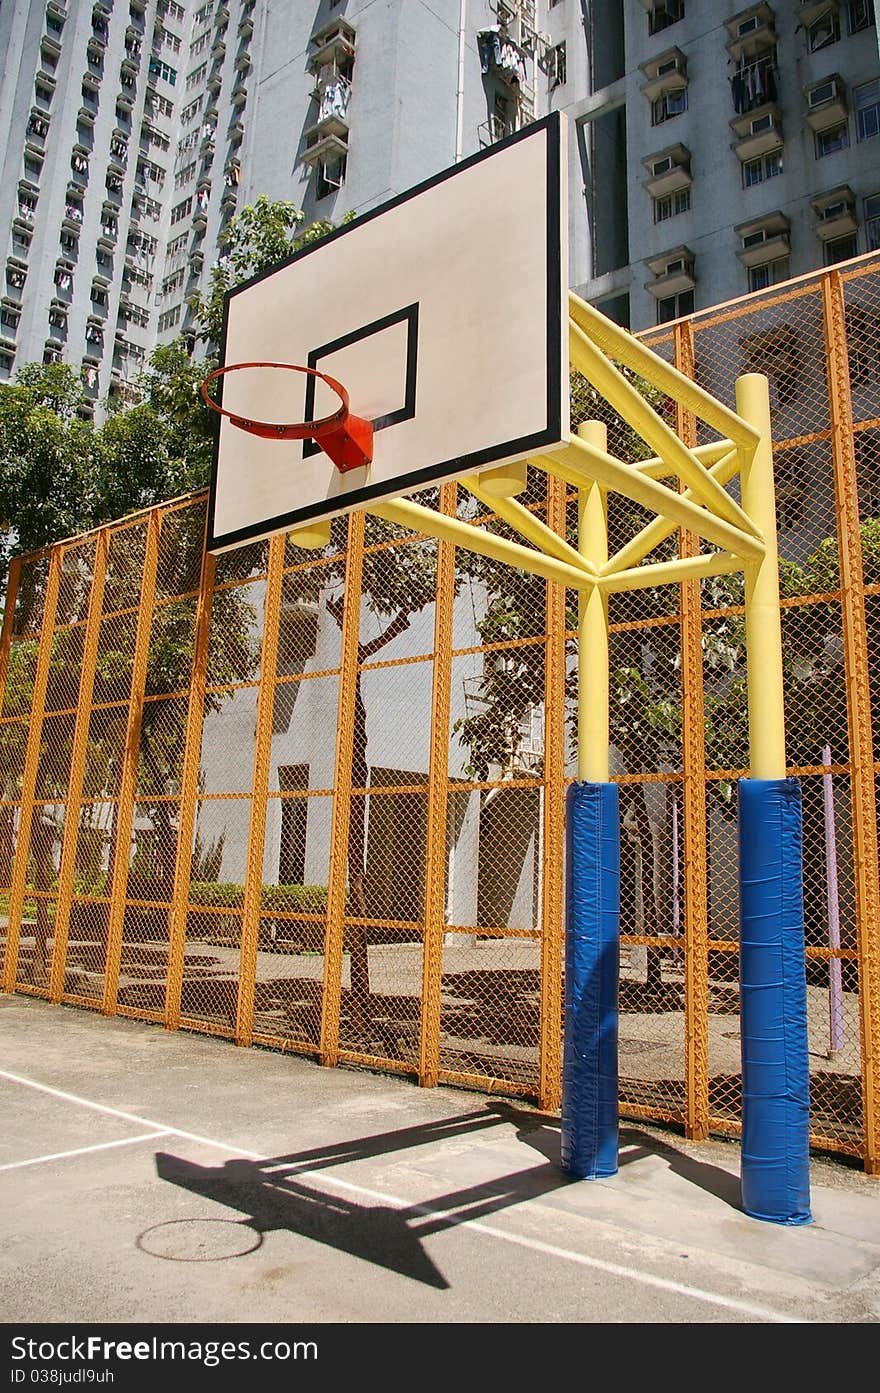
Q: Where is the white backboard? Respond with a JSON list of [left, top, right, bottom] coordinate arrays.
[[206, 113, 569, 553]]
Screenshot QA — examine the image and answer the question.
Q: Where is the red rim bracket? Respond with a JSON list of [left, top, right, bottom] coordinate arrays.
[[200, 361, 374, 473]]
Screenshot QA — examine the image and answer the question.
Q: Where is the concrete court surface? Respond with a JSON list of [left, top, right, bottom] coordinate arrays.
[[1, 993, 879, 1327]]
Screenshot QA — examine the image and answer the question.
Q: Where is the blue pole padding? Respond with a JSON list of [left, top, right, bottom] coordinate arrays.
[[738, 777, 812, 1225], [561, 781, 620, 1179]]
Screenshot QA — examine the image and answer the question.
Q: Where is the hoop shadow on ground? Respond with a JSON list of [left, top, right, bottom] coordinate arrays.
[[153, 1106, 579, 1289], [153, 1102, 743, 1288]]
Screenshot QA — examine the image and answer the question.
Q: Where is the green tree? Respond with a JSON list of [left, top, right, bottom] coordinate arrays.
[[191, 193, 354, 349]]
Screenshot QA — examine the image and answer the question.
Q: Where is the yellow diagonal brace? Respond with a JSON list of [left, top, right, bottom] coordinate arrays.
[[570, 319, 761, 539], [533, 437, 765, 562], [461, 474, 596, 577], [569, 290, 761, 452], [602, 447, 743, 575], [369, 497, 596, 591], [631, 438, 735, 480], [599, 551, 743, 594]]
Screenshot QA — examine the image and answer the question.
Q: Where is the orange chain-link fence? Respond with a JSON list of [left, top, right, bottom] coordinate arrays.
[[2, 255, 878, 1170]]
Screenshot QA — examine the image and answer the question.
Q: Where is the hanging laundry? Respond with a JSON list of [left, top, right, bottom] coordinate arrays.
[[477, 25, 502, 75], [320, 79, 350, 122]]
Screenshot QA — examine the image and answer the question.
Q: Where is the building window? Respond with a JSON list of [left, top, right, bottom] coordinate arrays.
[[848, 1, 875, 34], [316, 154, 346, 200], [824, 232, 858, 265], [808, 12, 840, 51], [815, 122, 850, 158], [649, 2, 684, 35], [653, 186, 691, 222], [657, 289, 694, 324], [186, 62, 207, 91], [550, 42, 566, 87], [742, 150, 784, 187], [171, 196, 192, 223], [748, 256, 790, 292], [855, 79, 880, 142], [651, 88, 688, 125], [149, 57, 177, 84], [865, 192, 880, 251]]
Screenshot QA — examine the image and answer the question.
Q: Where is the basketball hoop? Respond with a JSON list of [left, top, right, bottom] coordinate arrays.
[[200, 361, 374, 473]]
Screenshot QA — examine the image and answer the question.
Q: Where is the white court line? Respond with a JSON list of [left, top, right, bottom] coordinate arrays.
[[0, 1067, 803, 1324], [0, 1131, 171, 1172]]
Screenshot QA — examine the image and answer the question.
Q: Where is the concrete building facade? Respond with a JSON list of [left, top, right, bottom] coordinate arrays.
[[1, 0, 878, 397]]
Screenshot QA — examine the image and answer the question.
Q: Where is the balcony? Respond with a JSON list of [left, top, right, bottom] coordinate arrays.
[[811, 184, 857, 241], [804, 74, 847, 130], [645, 245, 696, 297], [642, 143, 691, 197], [302, 124, 348, 166], [639, 47, 687, 103], [309, 18, 356, 71], [735, 211, 790, 266], [725, 4, 776, 64], [730, 103, 783, 159]]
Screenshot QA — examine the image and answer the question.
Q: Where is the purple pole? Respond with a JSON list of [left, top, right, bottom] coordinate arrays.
[[671, 795, 681, 960], [822, 745, 844, 1057]]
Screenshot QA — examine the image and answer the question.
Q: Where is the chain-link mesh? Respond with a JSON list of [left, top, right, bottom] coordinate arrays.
[[1, 256, 879, 1164]]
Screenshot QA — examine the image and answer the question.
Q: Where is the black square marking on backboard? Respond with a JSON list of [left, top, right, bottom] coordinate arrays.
[[301, 303, 419, 457]]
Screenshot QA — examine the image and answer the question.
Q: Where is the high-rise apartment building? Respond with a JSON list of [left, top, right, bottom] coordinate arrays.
[[0, 0, 878, 403]]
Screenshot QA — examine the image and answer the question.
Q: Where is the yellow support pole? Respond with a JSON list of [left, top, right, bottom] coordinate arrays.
[[736, 374, 786, 779], [577, 422, 609, 783], [533, 437, 765, 563]]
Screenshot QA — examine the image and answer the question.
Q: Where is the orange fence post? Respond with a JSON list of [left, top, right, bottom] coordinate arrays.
[[418, 483, 456, 1087], [539, 471, 567, 1112], [50, 532, 109, 1003], [165, 541, 216, 1031], [675, 321, 710, 1141], [2, 549, 61, 993], [320, 509, 366, 1067], [235, 531, 284, 1047], [102, 509, 161, 1016], [823, 269, 880, 1174]]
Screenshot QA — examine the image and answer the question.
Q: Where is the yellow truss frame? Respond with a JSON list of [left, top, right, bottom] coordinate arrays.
[[322, 291, 786, 784]]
